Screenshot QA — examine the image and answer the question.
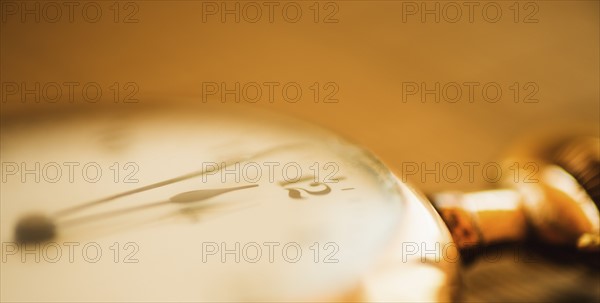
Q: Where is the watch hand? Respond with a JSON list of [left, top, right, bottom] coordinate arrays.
[[16, 184, 260, 242], [57, 184, 259, 228], [12, 142, 302, 244], [63, 200, 260, 244], [169, 184, 258, 203], [59, 200, 168, 227], [53, 144, 295, 218]]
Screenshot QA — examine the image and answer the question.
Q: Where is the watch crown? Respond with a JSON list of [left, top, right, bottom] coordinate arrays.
[[550, 137, 600, 208]]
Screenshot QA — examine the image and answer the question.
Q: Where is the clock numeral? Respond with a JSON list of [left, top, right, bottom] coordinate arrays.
[[284, 182, 331, 199]]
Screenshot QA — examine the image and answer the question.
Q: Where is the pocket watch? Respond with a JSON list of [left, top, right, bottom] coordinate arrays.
[[1, 104, 597, 302]]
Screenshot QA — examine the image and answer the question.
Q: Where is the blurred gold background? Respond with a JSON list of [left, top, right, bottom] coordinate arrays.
[[1, 0, 599, 194], [1, 2, 599, 301]]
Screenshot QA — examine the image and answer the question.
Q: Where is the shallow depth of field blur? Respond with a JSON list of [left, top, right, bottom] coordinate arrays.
[[1, 1, 599, 301], [2, 1, 598, 192]]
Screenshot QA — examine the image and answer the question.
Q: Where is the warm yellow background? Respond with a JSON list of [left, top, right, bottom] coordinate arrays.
[[2, 1, 599, 193]]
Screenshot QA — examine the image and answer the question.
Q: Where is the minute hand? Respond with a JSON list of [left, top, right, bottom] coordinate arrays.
[[58, 184, 259, 227], [53, 144, 297, 218]]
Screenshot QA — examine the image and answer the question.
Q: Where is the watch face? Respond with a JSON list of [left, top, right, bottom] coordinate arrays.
[[1, 105, 455, 302]]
